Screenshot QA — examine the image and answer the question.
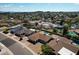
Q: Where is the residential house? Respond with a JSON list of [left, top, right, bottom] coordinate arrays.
[[10, 26, 34, 37], [47, 34, 79, 55], [28, 32, 53, 44]]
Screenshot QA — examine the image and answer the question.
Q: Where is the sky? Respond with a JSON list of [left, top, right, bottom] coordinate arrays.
[[0, 3, 79, 12]]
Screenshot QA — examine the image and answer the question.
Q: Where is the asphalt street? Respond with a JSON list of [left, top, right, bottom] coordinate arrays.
[[0, 33, 33, 55]]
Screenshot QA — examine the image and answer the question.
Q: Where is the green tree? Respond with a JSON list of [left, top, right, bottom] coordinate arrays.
[[65, 19, 72, 28], [53, 28, 58, 34], [75, 16, 79, 24], [63, 24, 69, 35], [60, 19, 64, 25], [41, 44, 55, 55]]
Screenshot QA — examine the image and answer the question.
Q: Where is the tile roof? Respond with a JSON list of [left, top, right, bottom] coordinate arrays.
[[51, 34, 72, 44], [48, 36, 79, 55], [28, 32, 51, 42]]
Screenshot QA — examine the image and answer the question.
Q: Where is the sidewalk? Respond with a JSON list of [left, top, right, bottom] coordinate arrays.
[[0, 42, 13, 55]]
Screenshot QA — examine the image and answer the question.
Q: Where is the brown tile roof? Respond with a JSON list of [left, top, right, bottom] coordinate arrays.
[[48, 37, 79, 54], [51, 34, 72, 44], [28, 32, 51, 42]]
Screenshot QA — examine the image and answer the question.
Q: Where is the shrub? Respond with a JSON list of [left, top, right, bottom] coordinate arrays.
[[41, 44, 55, 55], [3, 28, 9, 34], [3, 29, 9, 34]]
